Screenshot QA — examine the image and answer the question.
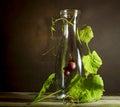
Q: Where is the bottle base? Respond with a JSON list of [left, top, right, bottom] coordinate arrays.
[[56, 93, 66, 99]]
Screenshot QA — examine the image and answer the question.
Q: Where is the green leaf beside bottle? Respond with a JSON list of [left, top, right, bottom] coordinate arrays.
[[82, 51, 102, 76], [67, 74, 104, 103]]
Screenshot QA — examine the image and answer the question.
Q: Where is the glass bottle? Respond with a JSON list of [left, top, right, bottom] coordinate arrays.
[[55, 9, 82, 99]]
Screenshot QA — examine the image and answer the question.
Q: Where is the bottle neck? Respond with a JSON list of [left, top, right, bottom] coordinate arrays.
[[60, 9, 80, 39]]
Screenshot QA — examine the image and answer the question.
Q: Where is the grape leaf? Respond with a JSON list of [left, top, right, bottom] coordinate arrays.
[[79, 26, 94, 44], [32, 73, 55, 103], [82, 50, 102, 75], [67, 74, 104, 103], [80, 75, 104, 102], [67, 74, 86, 101]]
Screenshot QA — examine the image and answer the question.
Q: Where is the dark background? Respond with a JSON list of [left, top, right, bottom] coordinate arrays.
[[1, 0, 120, 94]]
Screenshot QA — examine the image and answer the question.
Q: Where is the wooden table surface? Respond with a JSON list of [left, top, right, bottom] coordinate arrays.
[[0, 92, 120, 107]]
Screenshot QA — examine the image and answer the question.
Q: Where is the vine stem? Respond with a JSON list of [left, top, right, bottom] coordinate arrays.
[[86, 43, 91, 54], [31, 89, 62, 104], [54, 17, 74, 26], [42, 46, 55, 55]]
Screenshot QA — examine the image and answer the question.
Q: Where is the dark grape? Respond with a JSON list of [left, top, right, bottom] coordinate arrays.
[[68, 60, 76, 71], [64, 70, 70, 76]]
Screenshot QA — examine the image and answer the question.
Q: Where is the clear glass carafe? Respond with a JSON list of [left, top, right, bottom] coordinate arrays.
[[55, 9, 82, 99]]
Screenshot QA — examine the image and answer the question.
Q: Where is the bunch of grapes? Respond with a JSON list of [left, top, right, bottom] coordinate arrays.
[[64, 60, 76, 76]]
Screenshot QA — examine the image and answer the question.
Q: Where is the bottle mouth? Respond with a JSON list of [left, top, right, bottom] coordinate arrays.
[[60, 9, 81, 23], [60, 9, 81, 18]]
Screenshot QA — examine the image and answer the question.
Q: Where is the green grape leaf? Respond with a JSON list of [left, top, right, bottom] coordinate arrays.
[[79, 26, 94, 44], [82, 51, 102, 75], [67, 74, 104, 103], [67, 74, 86, 101], [32, 73, 55, 103]]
